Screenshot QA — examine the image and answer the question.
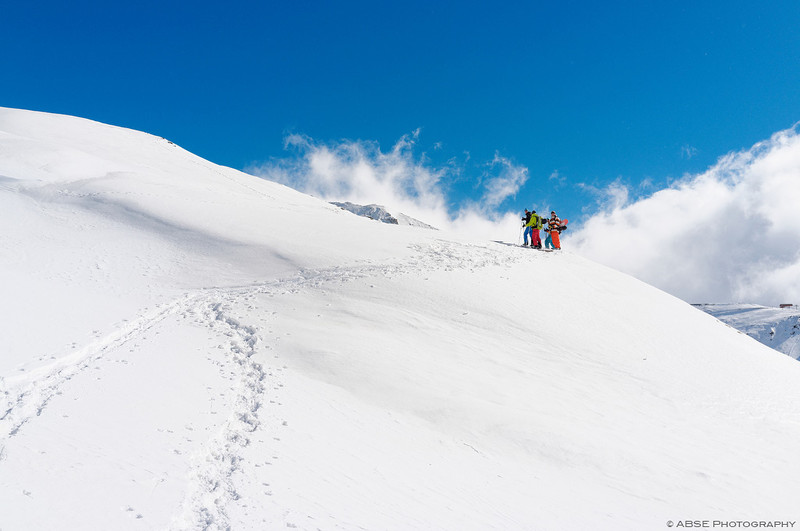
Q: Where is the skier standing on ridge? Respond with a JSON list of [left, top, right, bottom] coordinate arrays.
[[521, 209, 531, 245], [526, 209, 543, 249], [521, 209, 532, 246], [544, 211, 562, 250]]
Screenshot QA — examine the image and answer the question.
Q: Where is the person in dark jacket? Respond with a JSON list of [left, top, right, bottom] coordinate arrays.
[[521, 209, 533, 246]]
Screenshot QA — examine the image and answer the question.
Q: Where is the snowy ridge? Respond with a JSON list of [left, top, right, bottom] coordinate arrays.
[[331, 201, 438, 229], [2, 107, 800, 530]]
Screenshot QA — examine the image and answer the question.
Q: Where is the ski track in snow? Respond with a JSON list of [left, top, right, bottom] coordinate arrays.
[[0, 238, 535, 529], [0, 292, 202, 440]]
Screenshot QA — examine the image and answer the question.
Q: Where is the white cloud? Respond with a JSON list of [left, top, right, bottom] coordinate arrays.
[[567, 124, 800, 305], [255, 131, 443, 210], [248, 133, 530, 242], [480, 153, 529, 209]]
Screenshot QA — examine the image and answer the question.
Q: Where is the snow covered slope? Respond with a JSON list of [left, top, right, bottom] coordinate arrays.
[[696, 304, 800, 360], [2, 108, 800, 530]]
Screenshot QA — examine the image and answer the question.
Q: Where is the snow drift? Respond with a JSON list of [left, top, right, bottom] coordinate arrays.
[[2, 108, 800, 530]]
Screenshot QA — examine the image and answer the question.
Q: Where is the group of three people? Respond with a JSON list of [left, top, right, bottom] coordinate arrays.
[[522, 209, 564, 250]]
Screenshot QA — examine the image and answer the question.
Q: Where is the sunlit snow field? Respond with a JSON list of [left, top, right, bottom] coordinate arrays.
[[2, 108, 799, 530]]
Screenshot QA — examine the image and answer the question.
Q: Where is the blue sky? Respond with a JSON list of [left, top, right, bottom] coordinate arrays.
[[2, 0, 800, 225]]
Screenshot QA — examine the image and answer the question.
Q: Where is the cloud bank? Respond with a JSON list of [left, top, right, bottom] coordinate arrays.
[[248, 132, 528, 242], [567, 124, 800, 306]]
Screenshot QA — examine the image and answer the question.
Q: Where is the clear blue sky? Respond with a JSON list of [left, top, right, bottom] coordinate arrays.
[[3, 0, 799, 222]]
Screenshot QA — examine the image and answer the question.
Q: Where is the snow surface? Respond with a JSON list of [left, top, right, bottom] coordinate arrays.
[[696, 304, 800, 360], [2, 107, 800, 530]]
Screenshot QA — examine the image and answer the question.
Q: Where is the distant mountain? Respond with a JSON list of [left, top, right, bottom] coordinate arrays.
[[331, 201, 438, 230], [696, 303, 800, 360]]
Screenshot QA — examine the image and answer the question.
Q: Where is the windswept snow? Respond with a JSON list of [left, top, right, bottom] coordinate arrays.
[[2, 107, 800, 530]]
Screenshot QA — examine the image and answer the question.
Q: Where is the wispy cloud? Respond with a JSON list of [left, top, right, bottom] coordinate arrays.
[[260, 130, 446, 212], [578, 178, 631, 213], [549, 170, 566, 188], [247, 132, 527, 241], [681, 144, 699, 160], [480, 153, 529, 209], [568, 124, 800, 305]]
